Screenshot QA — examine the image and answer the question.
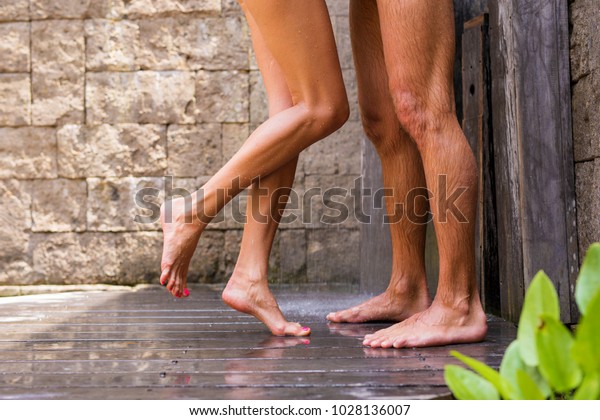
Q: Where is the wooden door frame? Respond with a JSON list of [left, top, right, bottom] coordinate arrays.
[[488, 0, 578, 323]]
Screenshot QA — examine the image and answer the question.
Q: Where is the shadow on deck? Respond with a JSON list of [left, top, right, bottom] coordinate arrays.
[[0, 286, 516, 399]]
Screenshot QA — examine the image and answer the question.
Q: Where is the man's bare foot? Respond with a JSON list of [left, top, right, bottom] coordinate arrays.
[[362, 297, 488, 348], [160, 198, 203, 298], [326, 285, 431, 323], [222, 271, 311, 337]]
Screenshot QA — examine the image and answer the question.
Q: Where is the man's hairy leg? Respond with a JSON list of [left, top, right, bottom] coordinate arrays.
[[362, 0, 487, 348]]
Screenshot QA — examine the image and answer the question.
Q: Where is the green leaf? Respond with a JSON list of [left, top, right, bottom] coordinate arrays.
[[451, 350, 514, 399], [499, 342, 526, 399], [573, 372, 600, 400], [575, 243, 600, 316], [516, 369, 547, 400], [518, 271, 560, 366], [536, 315, 582, 393], [572, 290, 600, 373], [444, 365, 500, 400], [500, 340, 552, 399]]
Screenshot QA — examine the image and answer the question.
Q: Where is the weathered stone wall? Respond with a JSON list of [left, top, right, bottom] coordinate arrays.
[[570, 0, 600, 260], [0, 0, 361, 286]]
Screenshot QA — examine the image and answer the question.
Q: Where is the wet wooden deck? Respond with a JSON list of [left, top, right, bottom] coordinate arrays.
[[0, 286, 516, 399]]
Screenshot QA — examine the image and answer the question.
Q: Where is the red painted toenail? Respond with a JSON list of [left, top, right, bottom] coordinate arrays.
[[183, 288, 189, 297], [302, 326, 310, 331]]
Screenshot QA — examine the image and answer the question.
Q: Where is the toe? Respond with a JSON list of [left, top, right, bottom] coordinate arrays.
[[364, 330, 387, 348], [380, 340, 393, 348], [339, 311, 355, 322], [166, 268, 188, 298], [284, 323, 310, 337], [392, 340, 406, 349], [343, 308, 365, 323], [299, 326, 311, 336], [329, 309, 354, 323], [160, 268, 170, 286], [167, 275, 180, 296], [368, 340, 382, 348], [166, 275, 175, 293], [326, 312, 339, 322]]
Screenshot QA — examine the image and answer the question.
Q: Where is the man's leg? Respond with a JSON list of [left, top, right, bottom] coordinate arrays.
[[363, 0, 487, 348], [327, 0, 430, 323]]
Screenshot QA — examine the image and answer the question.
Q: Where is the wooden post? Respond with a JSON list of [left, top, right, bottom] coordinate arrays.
[[454, 0, 493, 123], [489, 0, 578, 323], [462, 15, 501, 315]]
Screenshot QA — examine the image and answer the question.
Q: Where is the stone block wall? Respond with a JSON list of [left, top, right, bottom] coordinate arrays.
[[0, 0, 362, 286], [570, 0, 600, 260]]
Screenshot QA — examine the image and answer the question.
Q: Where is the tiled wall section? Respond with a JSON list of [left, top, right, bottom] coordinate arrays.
[[0, 0, 362, 285]]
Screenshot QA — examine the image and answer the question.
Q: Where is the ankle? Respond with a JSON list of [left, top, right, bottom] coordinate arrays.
[[161, 197, 204, 228], [432, 292, 483, 316], [229, 266, 268, 285], [385, 275, 429, 299], [434, 266, 480, 310]]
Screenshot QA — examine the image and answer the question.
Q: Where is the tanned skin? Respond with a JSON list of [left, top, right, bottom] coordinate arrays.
[[159, 0, 348, 336], [160, 0, 487, 347], [327, 0, 487, 348]]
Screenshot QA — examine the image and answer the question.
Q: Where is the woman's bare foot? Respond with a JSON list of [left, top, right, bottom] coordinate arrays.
[[362, 297, 488, 348], [326, 283, 431, 323], [159, 198, 203, 298], [222, 271, 311, 337]]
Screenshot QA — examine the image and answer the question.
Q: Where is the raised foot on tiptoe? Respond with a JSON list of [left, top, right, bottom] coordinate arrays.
[[326, 288, 431, 323], [362, 298, 488, 348], [222, 274, 310, 337], [159, 199, 203, 298]]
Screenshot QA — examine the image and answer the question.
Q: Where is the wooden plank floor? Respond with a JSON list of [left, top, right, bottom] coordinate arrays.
[[0, 286, 516, 400]]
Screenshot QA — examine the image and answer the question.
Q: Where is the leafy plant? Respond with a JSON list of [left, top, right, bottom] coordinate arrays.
[[444, 243, 600, 400]]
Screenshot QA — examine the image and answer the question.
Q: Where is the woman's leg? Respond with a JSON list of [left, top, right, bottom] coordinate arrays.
[[160, 0, 349, 301], [327, 0, 430, 324], [221, 3, 309, 336]]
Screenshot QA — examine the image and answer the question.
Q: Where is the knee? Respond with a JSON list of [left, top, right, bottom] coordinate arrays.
[[325, 98, 350, 133], [305, 97, 350, 139], [360, 108, 395, 146], [389, 86, 463, 154], [390, 90, 435, 142]]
